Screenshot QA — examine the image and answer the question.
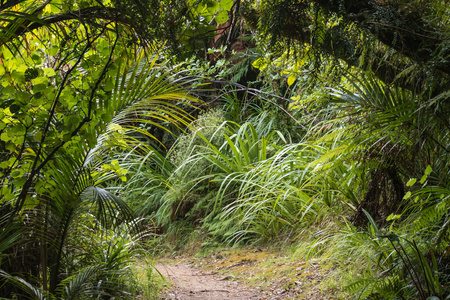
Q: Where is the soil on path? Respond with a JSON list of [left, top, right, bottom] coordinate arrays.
[[155, 248, 335, 300], [156, 262, 263, 299]]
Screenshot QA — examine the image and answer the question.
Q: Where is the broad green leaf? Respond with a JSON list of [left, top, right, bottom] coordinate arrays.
[[196, 3, 207, 13], [11, 69, 25, 82], [287, 73, 296, 86], [33, 84, 47, 93], [406, 178, 417, 187], [425, 165, 432, 176], [11, 123, 25, 134], [49, 46, 59, 56], [18, 114, 32, 127], [50, 4, 62, 13], [3, 192, 14, 201], [72, 80, 82, 88], [1, 132, 10, 142], [111, 160, 120, 169], [206, 1, 220, 14], [16, 91, 30, 102], [216, 10, 229, 23], [34, 131, 42, 142], [101, 113, 112, 123], [31, 76, 49, 85], [11, 170, 22, 178], [2, 86, 15, 96], [104, 78, 114, 91], [1, 47, 13, 59], [403, 191, 412, 200], [43, 68, 56, 77], [220, 0, 233, 10], [66, 94, 78, 109], [31, 53, 42, 64], [252, 57, 267, 70], [420, 174, 427, 184]]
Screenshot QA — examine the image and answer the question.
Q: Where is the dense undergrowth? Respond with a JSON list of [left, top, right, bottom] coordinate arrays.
[[121, 71, 450, 299], [2, 58, 450, 299], [1, 0, 449, 299]]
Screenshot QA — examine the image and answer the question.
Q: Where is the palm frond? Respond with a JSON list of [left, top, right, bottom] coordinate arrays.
[[59, 264, 104, 300], [81, 186, 134, 226], [0, 270, 47, 300]]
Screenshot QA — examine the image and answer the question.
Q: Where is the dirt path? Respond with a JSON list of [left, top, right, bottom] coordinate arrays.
[[156, 262, 263, 299], [155, 248, 335, 300]]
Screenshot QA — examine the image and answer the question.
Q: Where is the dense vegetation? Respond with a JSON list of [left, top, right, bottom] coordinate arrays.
[[0, 0, 449, 299]]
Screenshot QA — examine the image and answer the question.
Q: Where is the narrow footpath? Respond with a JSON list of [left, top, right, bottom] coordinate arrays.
[[155, 248, 334, 300], [156, 262, 263, 299]]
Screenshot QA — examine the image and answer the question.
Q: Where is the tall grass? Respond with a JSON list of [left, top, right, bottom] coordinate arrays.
[[123, 75, 450, 298]]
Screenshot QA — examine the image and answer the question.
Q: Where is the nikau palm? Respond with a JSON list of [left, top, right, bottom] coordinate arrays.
[[0, 34, 199, 297]]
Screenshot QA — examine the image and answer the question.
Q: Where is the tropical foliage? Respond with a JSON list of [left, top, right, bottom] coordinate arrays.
[[1, 0, 449, 299]]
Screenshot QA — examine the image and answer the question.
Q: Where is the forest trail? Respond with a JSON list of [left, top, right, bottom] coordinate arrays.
[[156, 262, 263, 299], [155, 248, 333, 300]]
